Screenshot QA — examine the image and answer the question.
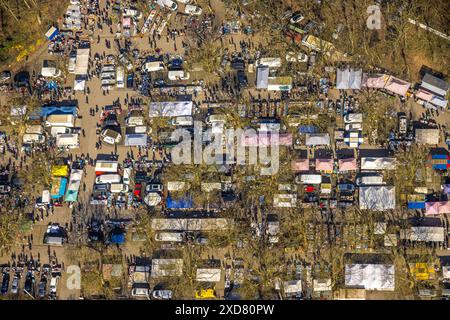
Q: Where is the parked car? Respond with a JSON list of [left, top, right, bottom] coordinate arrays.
[[1, 272, 10, 294], [24, 272, 35, 295], [290, 13, 304, 24], [184, 4, 202, 15], [10, 276, 19, 294], [38, 278, 47, 298], [0, 70, 12, 83]]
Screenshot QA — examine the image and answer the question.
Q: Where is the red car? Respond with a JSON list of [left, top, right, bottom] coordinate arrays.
[[133, 183, 142, 200], [304, 186, 315, 193]]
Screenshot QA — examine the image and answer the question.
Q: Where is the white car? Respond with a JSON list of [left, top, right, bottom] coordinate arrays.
[[157, 0, 178, 11], [345, 123, 362, 131], [290, 13, 304, 24], [184, 4, 202, 15], [176, 0, 191, 3]]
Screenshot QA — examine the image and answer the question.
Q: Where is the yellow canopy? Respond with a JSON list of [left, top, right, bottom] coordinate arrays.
[[51, 165, 69, 177], [195, 288, 216, 299]]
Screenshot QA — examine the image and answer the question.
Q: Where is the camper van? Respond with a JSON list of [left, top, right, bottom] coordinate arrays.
[[116, 66, 125, 88], [95, 174, 121, 184], [155, 232, 184, 242], [171, 116, 193, 126]]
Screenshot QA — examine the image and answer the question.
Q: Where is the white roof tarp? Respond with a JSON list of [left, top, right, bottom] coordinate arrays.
[[151, 259, 183, 278], [305, 133, 330, 146], [56, 133, 79, 147], [125, 134, 147, 146], [415, 128, 440, 145], [149, 101, 192, 117], [151, 218, 229, 231], [400, 226, 445, 242], [75, 48, 90, 75], [284, 280, 302, 294], [360, 157, 396, 170], [336, 68, 362, 90], [196, 268, 221, 282], [359, 186, 395, 211], [345, 264, 395, 291], [256, 66, 269, 89]]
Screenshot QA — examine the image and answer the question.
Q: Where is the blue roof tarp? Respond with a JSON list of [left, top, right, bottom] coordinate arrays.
[[41, 105, 77, 117], [51, 177, 67, 199], [110, 232, 125, 244], [431, 154, 448, 159], [166, 194, 193, 209], [408, 202, 426, 209], [433, 164, 448, 170], [298, 125, 318, 134]]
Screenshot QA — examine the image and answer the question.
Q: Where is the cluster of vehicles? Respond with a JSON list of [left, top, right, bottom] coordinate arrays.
[[1, 263, 60, 299]]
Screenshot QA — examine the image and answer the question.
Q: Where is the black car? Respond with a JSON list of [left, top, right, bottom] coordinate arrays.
[[237, 70, 248, 87], [126, 73, 134, 88], [1, 272, 10, 294], [24, 272, 35, 295]]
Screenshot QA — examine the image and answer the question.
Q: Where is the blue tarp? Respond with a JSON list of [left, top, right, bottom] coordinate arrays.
[[110, 232, 125, 244], [433, 164, 448, 170], [431, 154, 448, 159], [51, 177, 67, 199], [408, 202, 426, 209], [298, 125, 318, 134], [166, 194, 193, 209], [41, 106, 77, 117]]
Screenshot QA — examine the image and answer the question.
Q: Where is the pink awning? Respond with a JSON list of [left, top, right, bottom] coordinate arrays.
[[338, 158, 357, 171], [291, 159, 309, 172], [416, 88, 434, 102], [242, 133, 292, 146], [425, 202, 440, 215], [362, 74, 388, 88], [384, 76, 411, 97], [315, 159, 333, 171], [123, 17, 131, 27], [425, 201, 450, 215], [438, 201, 450, 214]]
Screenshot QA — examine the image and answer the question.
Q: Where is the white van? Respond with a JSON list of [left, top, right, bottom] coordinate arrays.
[[95, 174, 121, 184], [116, 66, 124, 88], [155, 232, 184, 242], [123, 168, 132, 185], [171, 116, 193, 126], [50, 276, 59, 295], [110, 183, 129, 193]]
